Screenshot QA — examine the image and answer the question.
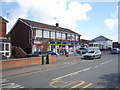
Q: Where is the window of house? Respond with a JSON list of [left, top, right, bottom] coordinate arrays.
[[62, 33, 66, 40], [56, 32, 61, 39], [44, 30, 49, 38], [5, 44, 9, 51], [51, 31, 55, 39], [0, 43, 3, 51], [67, 34, 71, 41], [36, 30, 42, 38]]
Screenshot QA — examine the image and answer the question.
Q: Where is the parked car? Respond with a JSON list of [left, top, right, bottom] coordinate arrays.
[[77, 48, 88, 54], [83, 50, 101, 59], [111, 48, 120, 54]]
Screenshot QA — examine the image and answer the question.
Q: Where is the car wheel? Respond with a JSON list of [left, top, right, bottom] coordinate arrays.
[[98, 55, 101, 59]]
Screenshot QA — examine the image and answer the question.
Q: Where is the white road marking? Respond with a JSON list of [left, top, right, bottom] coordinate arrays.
[[100, 60, 112, 65], [52, 67, 92, 81], [0, 79, 24, 88], [93, 60, 113, 69]]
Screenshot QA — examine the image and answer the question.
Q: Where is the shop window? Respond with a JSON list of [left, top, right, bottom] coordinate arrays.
[[62, 33, 66, 40], [51, 31, 55, 39], [36, 30, 42, 38], [44, 30, 49, 38]]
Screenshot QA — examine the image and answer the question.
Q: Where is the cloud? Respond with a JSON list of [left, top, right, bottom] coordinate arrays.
[[104, 19, 118, 30], [3, 0, 92, 33]]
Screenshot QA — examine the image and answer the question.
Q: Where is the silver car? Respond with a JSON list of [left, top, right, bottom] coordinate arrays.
[[83, 50, 101, 59]]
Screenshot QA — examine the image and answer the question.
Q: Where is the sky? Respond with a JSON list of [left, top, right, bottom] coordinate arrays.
[[1, 0, 119, 42]]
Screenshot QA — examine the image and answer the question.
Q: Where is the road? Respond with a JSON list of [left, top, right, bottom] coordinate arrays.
[[1, 51, 119, 89]]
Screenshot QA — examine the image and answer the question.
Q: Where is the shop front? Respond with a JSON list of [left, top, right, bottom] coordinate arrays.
[[32, 40, 84, 55]]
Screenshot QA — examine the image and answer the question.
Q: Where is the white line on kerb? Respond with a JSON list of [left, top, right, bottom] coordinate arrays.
[[52, 67, 92, 81]]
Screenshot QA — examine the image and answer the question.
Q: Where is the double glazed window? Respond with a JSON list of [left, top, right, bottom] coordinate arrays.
[[51, 31, 55, 39], [67, 34, 71, 41], [0, 43, 10, 57], [62, 33, 66, 40], [56, 32, 61, 39], [76, 35, 79, 41], [36, 29, 42, 38], [72, 34, 75, 41], [44, 30, 49, 38]]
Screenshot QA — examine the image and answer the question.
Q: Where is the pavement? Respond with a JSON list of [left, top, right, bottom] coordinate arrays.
[[1, 54, 83, 78]]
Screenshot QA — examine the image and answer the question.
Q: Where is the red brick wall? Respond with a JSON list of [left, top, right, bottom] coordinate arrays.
[[48, 55, 56, 63], [0, 22, 6, 37], [10, 20, 32, 54], [0, 56, 42, 70]]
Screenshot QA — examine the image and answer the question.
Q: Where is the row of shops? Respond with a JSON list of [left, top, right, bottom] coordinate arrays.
[[33, 40, 88, 54]]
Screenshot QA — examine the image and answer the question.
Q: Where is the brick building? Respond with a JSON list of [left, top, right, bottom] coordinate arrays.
[[0, 16, 11, 58], [9, 18, 84, 54]]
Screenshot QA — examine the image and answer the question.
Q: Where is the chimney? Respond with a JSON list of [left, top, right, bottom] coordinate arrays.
[[55, 23, 59, 27]]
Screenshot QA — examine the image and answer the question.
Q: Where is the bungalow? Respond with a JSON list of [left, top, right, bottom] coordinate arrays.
[[89, 35, 113, 50]]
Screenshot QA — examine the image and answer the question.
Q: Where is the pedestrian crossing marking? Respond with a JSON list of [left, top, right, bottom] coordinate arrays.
[[0, 79, 24, 89]]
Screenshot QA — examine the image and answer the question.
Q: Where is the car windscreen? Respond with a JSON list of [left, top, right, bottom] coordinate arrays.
[[88, 51, 95, 53], [112, 49, 117, 50]]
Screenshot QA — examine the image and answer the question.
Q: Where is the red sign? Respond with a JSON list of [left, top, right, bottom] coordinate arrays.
[[84, 43, 88, 46], [34, 40, 44, 45]]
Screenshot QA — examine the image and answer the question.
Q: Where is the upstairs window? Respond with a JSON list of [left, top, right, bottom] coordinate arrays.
[[72, 34, 75, 41], [51, 31, 55, 39], [56, 32, 61, 39], [44, 30, 49, 38], [36, 30, 42, 38], [62, 33, 66, 40], [67, 34, 71, 41], [76, 35, 79, 41]]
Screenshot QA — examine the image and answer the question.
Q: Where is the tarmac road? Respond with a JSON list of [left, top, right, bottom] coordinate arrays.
[[1, 51, 119, 89]]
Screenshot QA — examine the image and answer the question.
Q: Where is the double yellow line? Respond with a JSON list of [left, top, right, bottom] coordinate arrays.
[[49, 80, 93, 89]]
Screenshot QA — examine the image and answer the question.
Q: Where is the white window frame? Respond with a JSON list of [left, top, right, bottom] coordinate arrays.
[[43, 30, 50, 38], [62, 33, 66, 40], [0, 42, 10, 57], [36, 29, 42, 38], [51, 31, 55, 39]]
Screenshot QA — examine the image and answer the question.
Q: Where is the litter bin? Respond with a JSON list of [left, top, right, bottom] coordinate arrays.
[[42, 54, 48, 64]]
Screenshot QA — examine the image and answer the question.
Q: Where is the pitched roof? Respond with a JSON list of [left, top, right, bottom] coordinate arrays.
[[90, 35, 112, 42], [0, 16, 9, 23], [19, 18, 81, 35]]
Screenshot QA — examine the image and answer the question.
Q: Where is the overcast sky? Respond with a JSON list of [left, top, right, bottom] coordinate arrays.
[[1, 0, 119, 42]]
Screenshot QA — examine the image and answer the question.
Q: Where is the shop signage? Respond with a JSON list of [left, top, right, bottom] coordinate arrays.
[[84, 43, 88, 45], [50, 41, 56, 44], [34, 40, 44, 44], [56, 41, 61, 44]]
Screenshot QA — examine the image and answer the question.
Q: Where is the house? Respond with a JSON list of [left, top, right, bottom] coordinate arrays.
[[89, 35, 112, 50], [0, 16, 11, 59], [9, 18, 84, 55]]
